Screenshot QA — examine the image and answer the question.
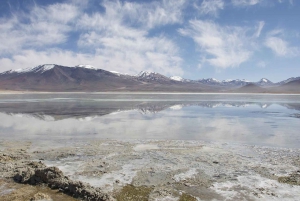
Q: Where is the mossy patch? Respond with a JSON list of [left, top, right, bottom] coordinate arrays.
[[278, 174, 300, 185], [115, 184, 153, 201], [179, 193, 197, 201]]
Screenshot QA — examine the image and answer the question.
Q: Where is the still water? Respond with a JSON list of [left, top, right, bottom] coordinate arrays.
[[0, 93, 299, 148]]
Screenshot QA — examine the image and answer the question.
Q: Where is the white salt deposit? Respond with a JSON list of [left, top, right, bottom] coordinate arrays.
[[211, 174, 300, 201], [133, 144, 159, 151], [173, 168, 198, 182]]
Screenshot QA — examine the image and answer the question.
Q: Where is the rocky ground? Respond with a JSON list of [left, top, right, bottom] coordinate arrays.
[[0, 139, 300, 201]]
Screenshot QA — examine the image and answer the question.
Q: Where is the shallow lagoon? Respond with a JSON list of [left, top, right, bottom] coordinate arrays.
[[0, 93, 299, 148]]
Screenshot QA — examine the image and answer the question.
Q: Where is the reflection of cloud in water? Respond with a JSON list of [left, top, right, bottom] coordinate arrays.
[[0, 104, 300, 148]]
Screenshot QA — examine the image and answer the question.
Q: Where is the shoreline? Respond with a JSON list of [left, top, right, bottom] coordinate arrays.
[[0, 90, 300, 95], [1, 139, 300, 200]]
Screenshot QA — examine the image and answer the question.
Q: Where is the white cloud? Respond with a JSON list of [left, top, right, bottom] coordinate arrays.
[[179, 20, 253, 69], [0, 0, 185, 76], [265, 37, 288, 56], [195, 0, 224, 17], [75, 0, 184, 75], [265, 30, 299, 57], [254, 21, 265, 38], [265, 36, 299, 57], [278, 0, 294, 5], [232, 0, 261, 6], [85, 0, 185, 31], [0, 3, 79, 54]]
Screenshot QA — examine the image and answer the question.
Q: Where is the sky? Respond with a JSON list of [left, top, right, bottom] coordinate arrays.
[[0, 0, 299, 82]]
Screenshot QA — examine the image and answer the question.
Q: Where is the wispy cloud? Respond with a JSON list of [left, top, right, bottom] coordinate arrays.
[[265, 30, 299, 57], [195, 0, 224, 17], [0, 3, 79, 54], [133, 0, 186, 29], [254, 21, 265, 38], [232, 0, 261, 6], [278, 0, 294, 5], [179, 20, 253, 69]]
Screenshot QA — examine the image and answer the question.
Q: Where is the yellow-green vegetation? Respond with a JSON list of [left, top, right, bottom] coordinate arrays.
[[278, 175, 300, 185], [179, 193, 197, 201], [115, 184, 153, 201]]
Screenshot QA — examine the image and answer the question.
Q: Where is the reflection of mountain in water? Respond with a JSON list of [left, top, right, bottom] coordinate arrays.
[[0, 101, 299, 121]]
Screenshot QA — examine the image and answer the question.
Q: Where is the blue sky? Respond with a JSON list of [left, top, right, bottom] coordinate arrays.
[[0, 0, 299, 82]]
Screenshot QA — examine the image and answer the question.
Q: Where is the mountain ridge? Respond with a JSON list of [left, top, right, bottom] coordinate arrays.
[[0, 64, 299, 93]]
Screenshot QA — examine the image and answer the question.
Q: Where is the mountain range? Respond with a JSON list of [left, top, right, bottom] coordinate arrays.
[[0, 64, 299, 93]]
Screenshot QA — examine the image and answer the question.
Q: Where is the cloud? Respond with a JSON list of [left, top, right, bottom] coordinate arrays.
[[0, 0, 185, 76], [278, 0, 294, 5], [232, 0, 261, 6], [265, 30, 300, 57], [76, 0, 184, 75], [0, 3, 79, 55], [265, 37, 299, 57], [179, 20, 253, 69], [195, 0, 224, 17], [265, 37, 288, 56], [254, 21, 265, 38], [25, 4, 78, 46], [80, 0, 185, 31]]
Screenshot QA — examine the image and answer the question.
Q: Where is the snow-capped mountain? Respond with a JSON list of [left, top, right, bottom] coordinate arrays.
[[198, 78, 220, 84], [197, 77, 276, 87], [277, 77, 300, 85], [0, 64, 58, 75], [197, 78, 250, 87], [0, 64, 98, 75], [0, 64, 299, 93], [137, 71, 172, 83], [255, 78, 274, 87]]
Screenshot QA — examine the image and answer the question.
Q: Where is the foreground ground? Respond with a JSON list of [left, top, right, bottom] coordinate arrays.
[[0, 139, 300, 201]]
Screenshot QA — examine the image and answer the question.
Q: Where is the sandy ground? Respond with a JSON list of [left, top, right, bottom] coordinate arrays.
[[0, 139, 299, 201]]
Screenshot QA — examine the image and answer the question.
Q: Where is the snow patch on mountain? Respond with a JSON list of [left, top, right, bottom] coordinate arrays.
[[76, 64, 96, 70], [138, 71, 157, 77], [36, 64, 56, 73], [2, 64, 56, 74], [198, 78, 221, 83], [110, 71, 129, 76], [110, 71, 121, 74], [258, 78, 271, 83], [170, 76, 183, 81]]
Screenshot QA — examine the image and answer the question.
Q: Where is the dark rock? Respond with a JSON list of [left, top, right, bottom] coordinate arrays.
[[13, 161, 115, 201]]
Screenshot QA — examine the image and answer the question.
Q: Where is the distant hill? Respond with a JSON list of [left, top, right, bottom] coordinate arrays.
[[274, 79, 300, 93], [232, 83, 268, 93]]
